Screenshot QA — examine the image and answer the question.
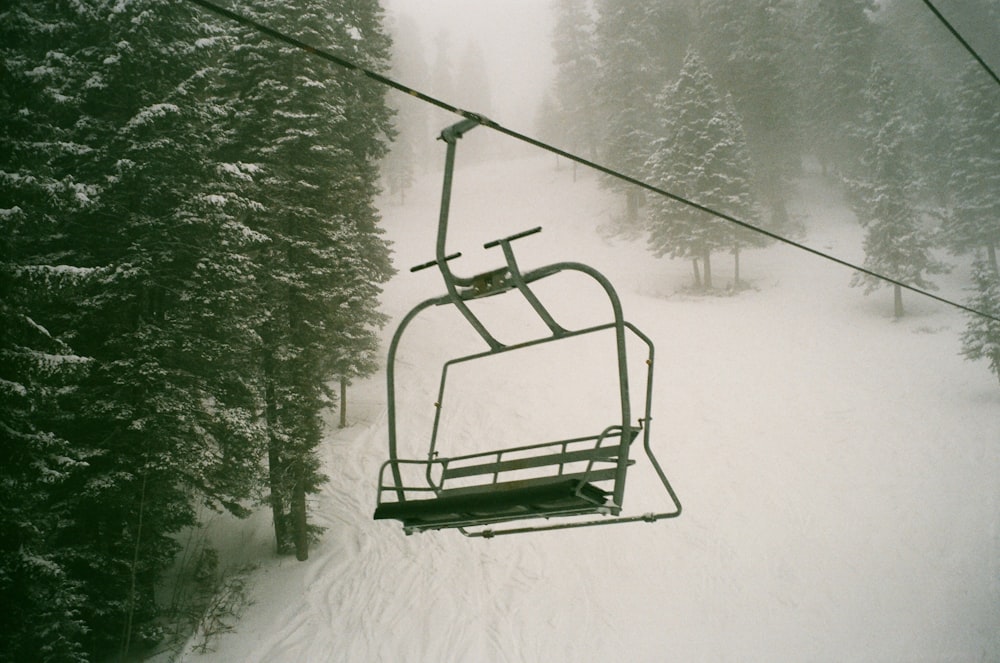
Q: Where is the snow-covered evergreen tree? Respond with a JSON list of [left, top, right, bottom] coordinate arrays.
[[3, 0, 395, 653], [0, 224, 93, 663], [3, 0, 271, 656], [1, 7, 107, 657], [961, 257, 1000, 386], [946, 56, 1000, 385], [697, 0, 800, 232], [848, 64, 947, 318], [943, 61, 1000, 267], [594, 0, 693, 231], [644, 49, 763, 290], [873, 1, 965, 211], [218, 0, 393, 560], [551, 0, 600, 170], [798, 0, 877, 177], [63, 6, 270, 658]]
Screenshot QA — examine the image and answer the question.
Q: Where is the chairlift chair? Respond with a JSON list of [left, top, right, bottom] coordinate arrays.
[[373, 118, 681, 537]]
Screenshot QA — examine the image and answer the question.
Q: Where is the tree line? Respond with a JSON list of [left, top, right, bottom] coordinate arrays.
[[1, 0, 393, 660], [545, 0, 999, 381]]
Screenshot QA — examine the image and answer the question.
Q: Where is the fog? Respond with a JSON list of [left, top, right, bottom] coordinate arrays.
[[380, 0, 555, 133]]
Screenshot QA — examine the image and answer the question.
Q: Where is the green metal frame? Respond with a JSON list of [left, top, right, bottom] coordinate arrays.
[[376, 119, 680, 537]]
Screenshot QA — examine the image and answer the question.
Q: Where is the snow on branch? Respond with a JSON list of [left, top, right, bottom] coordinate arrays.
[[126, 102, 181, 130]]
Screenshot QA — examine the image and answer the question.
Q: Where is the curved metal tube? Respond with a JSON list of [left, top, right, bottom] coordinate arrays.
[[385, 294, 448, 501]]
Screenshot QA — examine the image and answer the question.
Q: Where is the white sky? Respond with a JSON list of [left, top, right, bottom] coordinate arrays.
[[380, 0, 556, 132]]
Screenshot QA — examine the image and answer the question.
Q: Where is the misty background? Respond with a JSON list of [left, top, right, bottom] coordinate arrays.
[[3, 1, 998, 660]]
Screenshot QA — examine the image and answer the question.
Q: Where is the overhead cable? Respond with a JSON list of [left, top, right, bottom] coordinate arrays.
[[184, 0, 1000, 325], [920, 0, 1000, 87]]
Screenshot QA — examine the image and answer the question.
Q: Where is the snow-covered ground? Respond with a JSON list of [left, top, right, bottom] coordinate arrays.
[[173, 152, 1000, 663]]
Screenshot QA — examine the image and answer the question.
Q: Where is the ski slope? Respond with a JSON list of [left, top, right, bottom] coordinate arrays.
[[174, 154, 1000, 663]]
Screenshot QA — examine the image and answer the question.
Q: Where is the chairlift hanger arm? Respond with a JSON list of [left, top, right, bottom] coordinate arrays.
[[434, 118, 483, 287], [430, 118, 509, 349], [439, 117, 483, 144]]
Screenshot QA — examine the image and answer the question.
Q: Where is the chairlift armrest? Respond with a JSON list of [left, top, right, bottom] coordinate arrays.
[[483, 226, 542, 249], [411, 252, 462, 273]]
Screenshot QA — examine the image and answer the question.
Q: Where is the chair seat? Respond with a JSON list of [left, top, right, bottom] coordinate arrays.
[[373, 477, 610, 530]]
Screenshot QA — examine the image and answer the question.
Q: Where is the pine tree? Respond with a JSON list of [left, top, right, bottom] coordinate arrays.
[[4, 0, 395, 653], [69, 9, 268, 659], [945, 54, 1000, 385], [873, 1, 964, 210], [551, 0, 600, 173], [218, 0, 393, 560], [697, 0, 800, 231], [848, 64, 947, 318], [961, 257, 1000, 386], [798, 0, 877, 177], [3, 0, 270, 656], [943, 61, 1000, 268], [1, 6, 108, 658], [644, 49, 763, 291], [594, 0, 693, 230], [0, 216, 92, 663]]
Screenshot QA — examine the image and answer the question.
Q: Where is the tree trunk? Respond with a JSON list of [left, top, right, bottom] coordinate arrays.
[[987, 243, 998, 277], [120, 473, 148, 660], [292, 468, 308, 561], [267, 443, 289, 554], [265, 377, 290, 554], [625, 190, 639, 223], [703, 249, 713, 290], [893, 284, 904, 319], [771, 198, 789, 232], [339, 376, 347, 429], [691, 259, 701, 288]]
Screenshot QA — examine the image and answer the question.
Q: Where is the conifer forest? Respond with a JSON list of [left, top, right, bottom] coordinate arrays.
[[2, 0, 998, 661]]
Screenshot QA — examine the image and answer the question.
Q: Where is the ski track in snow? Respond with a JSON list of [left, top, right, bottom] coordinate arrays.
[[176, 155, 1000, 663]]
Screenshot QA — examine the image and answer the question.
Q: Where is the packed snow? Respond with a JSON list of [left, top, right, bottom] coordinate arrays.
[[171, 150, 999, 663]]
